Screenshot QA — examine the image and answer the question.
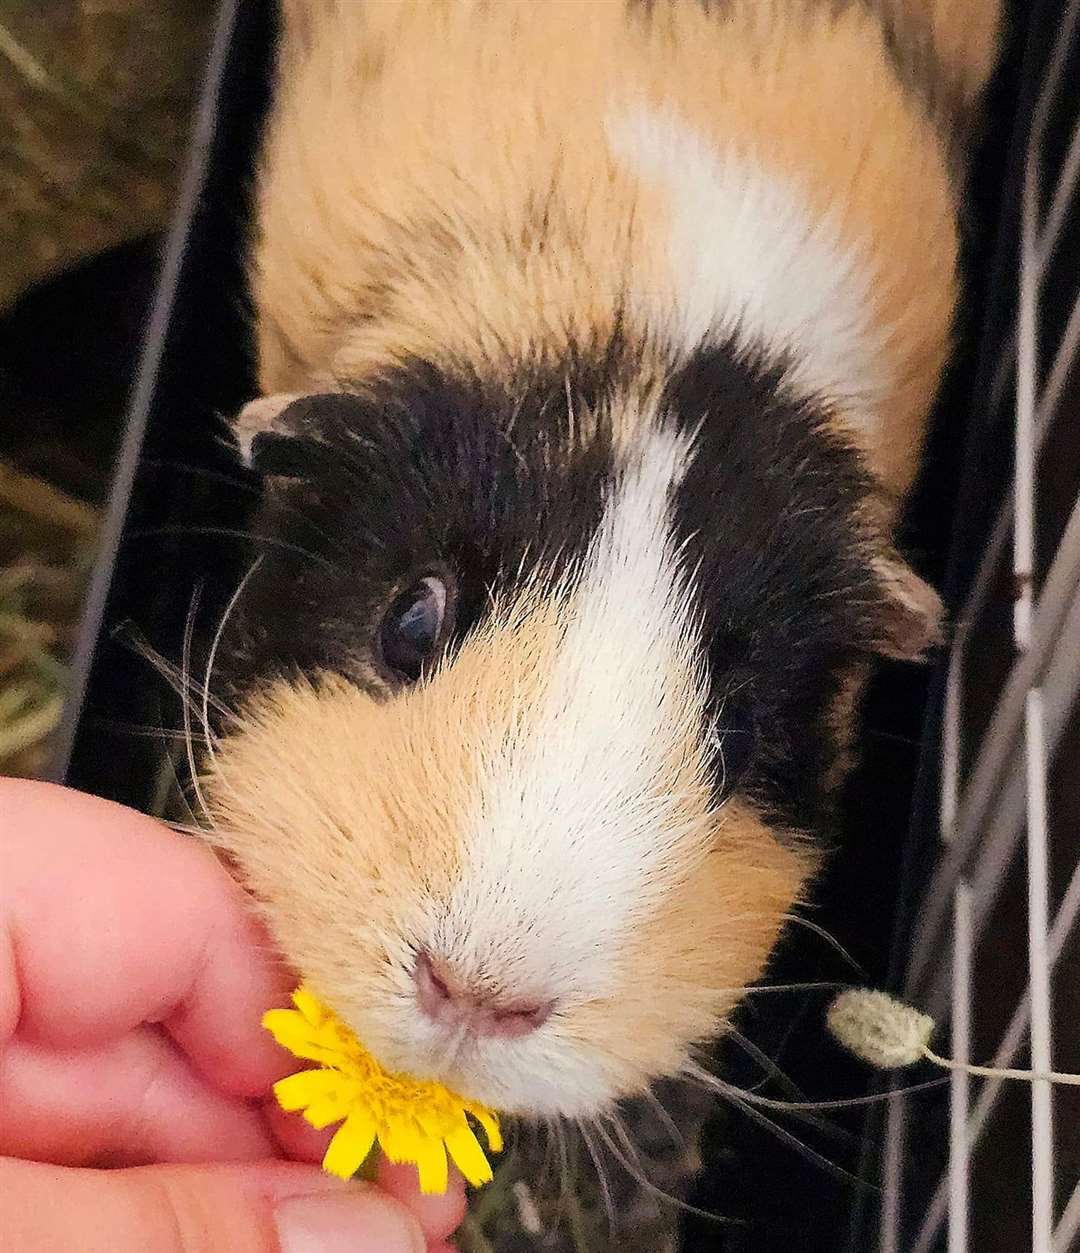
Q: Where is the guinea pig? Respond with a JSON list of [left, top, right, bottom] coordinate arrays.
[[200, 0, 999, 1121]]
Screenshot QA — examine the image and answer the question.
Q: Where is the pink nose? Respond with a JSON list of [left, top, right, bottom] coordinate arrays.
[[414, 952, 553, 1039]]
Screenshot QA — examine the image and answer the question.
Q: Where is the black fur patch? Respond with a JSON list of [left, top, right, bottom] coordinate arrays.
[[661, 346, 885, 829], [221, 339, 889, 834], [221, 350, 621, 692]]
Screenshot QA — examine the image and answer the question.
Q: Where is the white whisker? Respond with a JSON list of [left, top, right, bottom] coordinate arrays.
[[201, 556, 264, 767], [579, 1120, 616, 1234], [782, 915, 864, 972], [180, 586, 214, 828], [593, 1111, 737, 1227]]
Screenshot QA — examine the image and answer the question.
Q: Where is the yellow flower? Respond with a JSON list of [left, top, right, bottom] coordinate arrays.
[[262, 987, 503, 1194]]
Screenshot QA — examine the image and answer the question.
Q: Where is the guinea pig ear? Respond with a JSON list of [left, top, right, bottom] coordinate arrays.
[[232, 393, 304, 468], [869, 551, 946, 662]]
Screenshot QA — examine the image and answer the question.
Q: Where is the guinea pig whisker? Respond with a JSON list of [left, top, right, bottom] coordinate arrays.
[[641, 1086, 688, 1154], [739, 979, 847, 995], [591, 1113, 738, 1227], [537, 1117, 572, 1230], [430, 1017, 473, 1073], [172, 788, 206, 835], [180, 584, 216, 830], [548, 1116, 569, 1217], [722, 1027, 814, 1105], [120, 627, 230, 720], [730, 1077, 953, 1114], [139, 457, 263, 496], [117, 639, 227, 831], [92, 718, 209, 744], [682, 1060, 854, 1145], [553, 1122, 597, 1253], [139, 458, 351, 557], [166, 818, 255, 855], [714, 734, 729, 796], [151, 740, 207, 833], [525, 1116, 554, 1197], [577, 1120, 617, 1235], [781, 914, 864, 973], [126, 524, 339, 571], [709, 1082, 873, 1192], [601, 1108, 648, 1180], [139, 458, 348, 556], [200, 556, 264, 770], [168, 819, 217, 840]]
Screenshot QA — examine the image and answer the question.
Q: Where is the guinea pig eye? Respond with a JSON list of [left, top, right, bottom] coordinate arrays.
[[378, 575, 452, 682]]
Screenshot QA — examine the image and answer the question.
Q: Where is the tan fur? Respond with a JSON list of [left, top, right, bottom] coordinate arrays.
[[878, 0, 1003, 105], [253, 0, 998, 504], [575, 804, 815, 1085]]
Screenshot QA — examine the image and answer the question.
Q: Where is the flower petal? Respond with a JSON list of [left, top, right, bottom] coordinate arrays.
[[264, 985, 501, 1194], [261, 1008, 307, 1047], [377, 1119, 423, 1166], [302, 1097, 351, 1130], [262, 1011, 325, 1054], [414, 1105, 453, 1139], [272, 1069, 341, 1111], [292, 986, 327, 1025], [468, 1106, 503, 1153], [413, 1136, 450, 1195], [262, 1013, 343, 1067], [444, 1123, 494, 1187], [322, 1112, 377, 1180]]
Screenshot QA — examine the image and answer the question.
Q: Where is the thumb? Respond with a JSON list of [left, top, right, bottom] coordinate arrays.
[[1, 1157, 429, 1253]]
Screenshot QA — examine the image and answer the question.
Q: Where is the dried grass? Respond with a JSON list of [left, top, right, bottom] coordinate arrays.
[[0, 0, 214, 311], [0, 462, 98, 776], [0, 1, 212, 772]]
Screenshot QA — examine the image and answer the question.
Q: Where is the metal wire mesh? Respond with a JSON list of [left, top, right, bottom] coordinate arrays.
[[879, 1, 1080, 1248]]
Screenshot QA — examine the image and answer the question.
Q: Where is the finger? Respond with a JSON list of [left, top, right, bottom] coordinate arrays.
[[267, 1104, 467, 1243], [0, 1027, 275, 1167], [0, 779, 294, 1095], [264, 1095, 335, 1163], [377, 1158, 467, 1242], [1, 1157, 432, 1253]]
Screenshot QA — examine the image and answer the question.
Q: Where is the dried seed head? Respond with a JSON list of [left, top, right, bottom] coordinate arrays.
[[826, 988, 934, 1069]]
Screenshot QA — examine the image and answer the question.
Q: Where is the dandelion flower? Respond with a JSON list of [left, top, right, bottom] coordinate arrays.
[[263, 987, 502, 1193]]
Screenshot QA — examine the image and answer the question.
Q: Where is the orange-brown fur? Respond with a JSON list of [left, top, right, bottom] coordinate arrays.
[[254, 0, 998, 502]]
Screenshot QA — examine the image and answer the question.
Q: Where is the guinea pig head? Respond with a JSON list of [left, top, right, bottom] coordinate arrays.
[[203, 347, 940, 1118]]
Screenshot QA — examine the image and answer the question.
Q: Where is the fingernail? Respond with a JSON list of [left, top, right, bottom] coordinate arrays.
[[274, 1192, 427, 1253]]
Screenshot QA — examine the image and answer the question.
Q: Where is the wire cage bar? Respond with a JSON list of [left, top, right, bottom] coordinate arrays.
[[879, 0, 1080, 1248]]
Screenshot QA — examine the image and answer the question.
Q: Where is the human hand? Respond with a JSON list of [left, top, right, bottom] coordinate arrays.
[[0, 778, 466, 1251]]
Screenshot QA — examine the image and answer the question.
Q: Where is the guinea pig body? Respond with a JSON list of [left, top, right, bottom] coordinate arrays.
[[204, 0, 999, 1120]]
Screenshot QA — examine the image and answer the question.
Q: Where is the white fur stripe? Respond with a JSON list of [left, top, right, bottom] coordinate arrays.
[[443, 423, 706, 1008], [607, 104, 886, 429]]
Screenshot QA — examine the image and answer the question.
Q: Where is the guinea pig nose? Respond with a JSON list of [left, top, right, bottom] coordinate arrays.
[[413, 951, 552, 1039]]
